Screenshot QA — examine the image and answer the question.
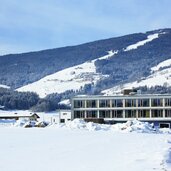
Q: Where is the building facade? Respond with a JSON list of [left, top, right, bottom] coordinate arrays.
[[51, 110, 71, 124], [71, 94, 171, 128]]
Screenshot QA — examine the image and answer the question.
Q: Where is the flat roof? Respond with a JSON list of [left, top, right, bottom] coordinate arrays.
[[72, 94, 171, 99], [0, 113, 39, 118]]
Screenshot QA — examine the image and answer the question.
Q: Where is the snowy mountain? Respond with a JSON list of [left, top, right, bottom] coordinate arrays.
[[1, 28, 171, 97], [17, 51, 117, 98], [102, 59, 171, 95]]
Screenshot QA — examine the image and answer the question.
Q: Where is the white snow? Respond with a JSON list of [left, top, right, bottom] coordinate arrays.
[[0, 118, 171, 171], [0, 84, 10, 89], [17, 50, 117, 98], [102, 58, 171, 95], [124, 33, 160, 51], [151, 59, 171, 72], [58, 99, 71, 106], [49, 119, 170, 134]]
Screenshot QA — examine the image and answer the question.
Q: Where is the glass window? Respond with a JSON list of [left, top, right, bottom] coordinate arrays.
[[151, 110, 163, 117], [125, 99, 136, 107], [165, 110, 171, 117], [99, 100, 110, 108], [74, 100, 85, 108], [111, 110, 123, 118], [86, 100, 97, 108], [87, 111, 97, 118], [74, 111, 85, 118], [60, 119, 65, 123], [138, 110, 150, 118], [138, 99, 149, 107], [99, 110, 110, 118], [125, 110, 136, 118], [112, 99, 123, 107], [165, 98, 171, 106], [151, 99, 163, 107]]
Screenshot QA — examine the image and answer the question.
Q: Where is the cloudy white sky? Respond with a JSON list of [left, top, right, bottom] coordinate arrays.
[[0, 0, 171, 55]]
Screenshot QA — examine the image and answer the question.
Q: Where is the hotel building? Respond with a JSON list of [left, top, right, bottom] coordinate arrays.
[[71, 94, 171, 128]]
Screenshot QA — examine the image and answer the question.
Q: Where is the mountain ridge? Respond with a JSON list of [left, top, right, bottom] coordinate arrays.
[[1, 28, 171, 98]]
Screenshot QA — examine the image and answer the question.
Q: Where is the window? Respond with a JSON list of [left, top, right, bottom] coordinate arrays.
[[125, 99, 136, 107], [138, 110, 150, 118], [87, 111, 97, 118], [151, 99, 163, 107], [86, 100, 97, 108], [74, 111, 85, 118], [138, 99, 149, 107], [125, 110, 136, 118], [60, 119, 65, 123], [99, 100, 110, 108], [165, 98, 171, 106], [159, 123, 170, 128], [99, 110, 110, 118], [111, 110, 123, 118], [112, 99, 123, 107], [151, 110, 163, 117], [74, 100, 85, 108], [165, 110, 171, 117]]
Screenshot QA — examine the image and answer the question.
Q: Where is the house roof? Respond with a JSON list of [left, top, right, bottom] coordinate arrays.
[[0, 112, 40, 118]]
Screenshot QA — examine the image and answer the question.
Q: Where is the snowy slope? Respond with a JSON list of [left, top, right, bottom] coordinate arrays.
[[17, 31, 166, 98], [17, 50, 117, 98], [102, 58, 171, 95]]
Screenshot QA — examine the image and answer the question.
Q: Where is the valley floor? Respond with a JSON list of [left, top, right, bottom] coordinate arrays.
[[0, 127, 171, 171]]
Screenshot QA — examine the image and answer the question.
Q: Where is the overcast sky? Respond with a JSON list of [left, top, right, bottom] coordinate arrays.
[[0, 0, 171, 55]]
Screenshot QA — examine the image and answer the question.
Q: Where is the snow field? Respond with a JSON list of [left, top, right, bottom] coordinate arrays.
[[0, 127, 171, 171], [0, 117, 171, 170]]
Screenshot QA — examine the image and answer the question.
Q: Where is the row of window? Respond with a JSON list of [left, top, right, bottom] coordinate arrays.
[[74, 109, 171, 118], [74, 98, 171, 108]]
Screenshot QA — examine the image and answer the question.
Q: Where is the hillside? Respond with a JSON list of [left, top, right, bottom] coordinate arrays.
[[0, 32, 149, 89], [17, 50, 117, 98], [1, 28, 171, 98], [102, 58, 171, 95]]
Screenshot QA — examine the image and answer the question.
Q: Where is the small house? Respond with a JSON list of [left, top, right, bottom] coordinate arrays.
[[0, 112, 40, 121], [51, 110, 71, 124]]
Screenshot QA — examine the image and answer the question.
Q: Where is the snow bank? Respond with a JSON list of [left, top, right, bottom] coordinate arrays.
[[48, 119, 163, 133], [14, 119, 49, 128], [0, 119, 16, 127], [112, 120, 155, 133], [64, 119, 111, 131], [2, 116, 170, 134]]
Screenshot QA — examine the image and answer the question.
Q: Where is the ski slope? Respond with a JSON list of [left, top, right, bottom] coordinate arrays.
[[124, 32, 164, 51], [17, 50, 117, 98]]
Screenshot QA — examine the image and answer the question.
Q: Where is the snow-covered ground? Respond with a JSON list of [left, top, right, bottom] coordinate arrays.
[[102, 58, 171, 95], [17, 50, 117, 98], [0, 119, 171, 171]]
